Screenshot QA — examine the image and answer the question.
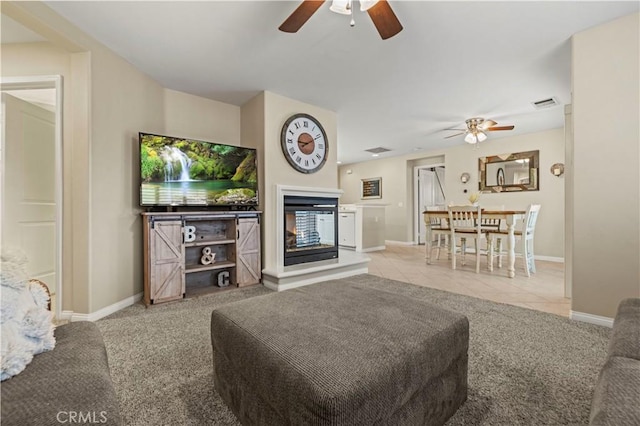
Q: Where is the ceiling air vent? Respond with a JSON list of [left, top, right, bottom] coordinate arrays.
[[365, 147, 391, 154], [531, 97, 559, 110]]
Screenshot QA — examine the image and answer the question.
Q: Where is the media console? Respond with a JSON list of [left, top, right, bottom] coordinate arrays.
[[141, 211, 261, 305]]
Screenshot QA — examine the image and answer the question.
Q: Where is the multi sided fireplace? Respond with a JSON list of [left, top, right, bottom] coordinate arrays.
[[284, 195, 338, 266]]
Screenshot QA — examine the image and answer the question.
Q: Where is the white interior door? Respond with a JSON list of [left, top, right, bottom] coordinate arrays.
[[1, 92, 57, 293], [416, 166, 446, 244]]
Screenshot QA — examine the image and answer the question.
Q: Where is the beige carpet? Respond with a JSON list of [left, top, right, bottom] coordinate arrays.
[[97, 274, 610, 425]]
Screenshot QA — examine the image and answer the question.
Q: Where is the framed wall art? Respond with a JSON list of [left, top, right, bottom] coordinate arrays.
[[361, 177, 382, 199]]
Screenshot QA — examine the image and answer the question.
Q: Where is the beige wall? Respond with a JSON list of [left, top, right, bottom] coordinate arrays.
[[163, 89, 241, 145], [240, 93, 266, 273], [571, 13, 640, 318], [241, 92, 266, 213], [339, 128, 565, 258], [88, 43, 165, 312], [340, 155, 412, 243]]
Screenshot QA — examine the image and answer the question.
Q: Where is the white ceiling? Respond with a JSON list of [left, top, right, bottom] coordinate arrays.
[[7, 1, 639, 164]]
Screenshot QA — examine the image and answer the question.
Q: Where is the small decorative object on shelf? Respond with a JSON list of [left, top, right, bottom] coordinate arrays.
[[217, 271, 230, 287], [184, 225, 197, 243], [468, 192, 480, 206], [200, 247, 216, 265]]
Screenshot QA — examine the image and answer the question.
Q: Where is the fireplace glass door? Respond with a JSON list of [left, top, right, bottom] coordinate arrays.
[[284, 196, 338, 266]]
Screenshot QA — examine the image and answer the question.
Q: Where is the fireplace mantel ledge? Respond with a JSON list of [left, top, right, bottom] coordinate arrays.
[[262, 249, 370, 292]]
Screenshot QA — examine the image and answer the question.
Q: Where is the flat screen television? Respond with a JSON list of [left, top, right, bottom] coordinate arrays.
[[139, 132, 258, 207]]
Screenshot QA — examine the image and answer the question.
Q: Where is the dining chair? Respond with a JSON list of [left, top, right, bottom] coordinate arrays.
[[447, 205, 485, 273], [479, 205, 504, 232], [426, 214, 450, 260], [487, 204, 541, 277]]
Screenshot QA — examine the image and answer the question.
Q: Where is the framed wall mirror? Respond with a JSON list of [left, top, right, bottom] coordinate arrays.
[[479, 150, 539, 192]]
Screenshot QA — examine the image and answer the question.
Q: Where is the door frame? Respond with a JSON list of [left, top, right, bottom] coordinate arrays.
[[413, 163, 445, 245], [1, 75, 63, 319]]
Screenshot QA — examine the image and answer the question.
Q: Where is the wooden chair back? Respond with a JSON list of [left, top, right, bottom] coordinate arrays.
[[448, 205, 482, 236]]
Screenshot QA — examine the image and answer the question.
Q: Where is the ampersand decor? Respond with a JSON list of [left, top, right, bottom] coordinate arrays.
[[200, 246, 216, 265]]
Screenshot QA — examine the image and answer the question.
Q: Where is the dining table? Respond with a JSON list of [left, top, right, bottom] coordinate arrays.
[[423, 208, 526, 278]]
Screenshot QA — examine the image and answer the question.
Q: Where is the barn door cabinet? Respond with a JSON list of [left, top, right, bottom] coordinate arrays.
[[142, 211, 261, 306]]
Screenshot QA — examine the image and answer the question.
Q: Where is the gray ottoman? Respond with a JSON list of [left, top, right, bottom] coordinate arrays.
[[211, 279, 469, 425]]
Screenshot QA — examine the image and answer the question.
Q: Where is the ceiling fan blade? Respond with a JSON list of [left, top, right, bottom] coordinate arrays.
[[367, 0, 403, 40], [279, 0, 326, 33], [480, 119, 497, 129], [487, 125, 515, 131], [445, 132, 465, 139]]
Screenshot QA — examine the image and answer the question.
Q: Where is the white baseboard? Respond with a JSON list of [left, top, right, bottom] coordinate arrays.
[[360, 245, 386, 253], [570, 311, 614, 328], [59, 292, 143, 322], [59, 310, 75, 322], [385, 240, 416, 246], [535, 255, 564, 263]]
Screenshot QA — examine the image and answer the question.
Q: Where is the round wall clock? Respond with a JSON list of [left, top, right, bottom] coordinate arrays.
[[280, 113, 328, 174]]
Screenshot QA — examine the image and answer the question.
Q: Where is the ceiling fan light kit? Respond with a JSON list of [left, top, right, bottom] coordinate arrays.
[[329, 0, 353, 15], [464, 131, 487, 144], [446, 117, 515, 144], [330, 0, 376, 14]]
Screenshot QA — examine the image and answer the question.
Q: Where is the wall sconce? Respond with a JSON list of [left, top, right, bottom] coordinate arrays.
[[460, 172, 470, 184], [550, 163, 565, 177]]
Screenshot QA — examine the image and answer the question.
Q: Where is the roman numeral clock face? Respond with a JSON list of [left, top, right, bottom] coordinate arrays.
[[280, 113, 328, 174]]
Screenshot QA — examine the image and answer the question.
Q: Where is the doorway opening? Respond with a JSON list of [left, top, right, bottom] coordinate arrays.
[[414, 165, 446, 245], [1, 76, 63, 320]]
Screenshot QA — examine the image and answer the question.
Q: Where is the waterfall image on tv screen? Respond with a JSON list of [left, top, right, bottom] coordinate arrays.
[[139, 133, 258, 207]]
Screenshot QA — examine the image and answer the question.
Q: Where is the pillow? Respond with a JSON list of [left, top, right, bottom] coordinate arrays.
[[1, 249, 56, 381]]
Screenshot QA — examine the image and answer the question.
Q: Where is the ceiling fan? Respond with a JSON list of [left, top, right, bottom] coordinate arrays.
[[279, 0, 403, 40], [445, 118, 515, 144]]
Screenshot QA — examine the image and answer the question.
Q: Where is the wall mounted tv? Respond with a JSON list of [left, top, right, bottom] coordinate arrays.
[[139, 132, 258, 208]]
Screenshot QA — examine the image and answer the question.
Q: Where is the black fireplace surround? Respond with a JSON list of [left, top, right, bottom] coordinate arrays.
[[284, 195, 339, 266]]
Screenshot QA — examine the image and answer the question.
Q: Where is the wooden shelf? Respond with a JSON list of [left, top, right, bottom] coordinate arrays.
[[185, 239, 235, 247], [185, 260, 235, 274]]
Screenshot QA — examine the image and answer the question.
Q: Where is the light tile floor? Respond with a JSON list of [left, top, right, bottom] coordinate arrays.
[[367, 244, 570, 317]]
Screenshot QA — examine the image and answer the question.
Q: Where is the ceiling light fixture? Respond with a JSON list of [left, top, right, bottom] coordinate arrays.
[[464, 130, 487, 144], [445, 117, 515, 143], [330, 0, 379, 14], [330, 0, 379, 26], [462, 118, 491, 144]]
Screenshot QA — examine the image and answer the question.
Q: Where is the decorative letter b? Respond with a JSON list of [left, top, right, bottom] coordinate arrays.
[[184, 225, 196, 243]]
